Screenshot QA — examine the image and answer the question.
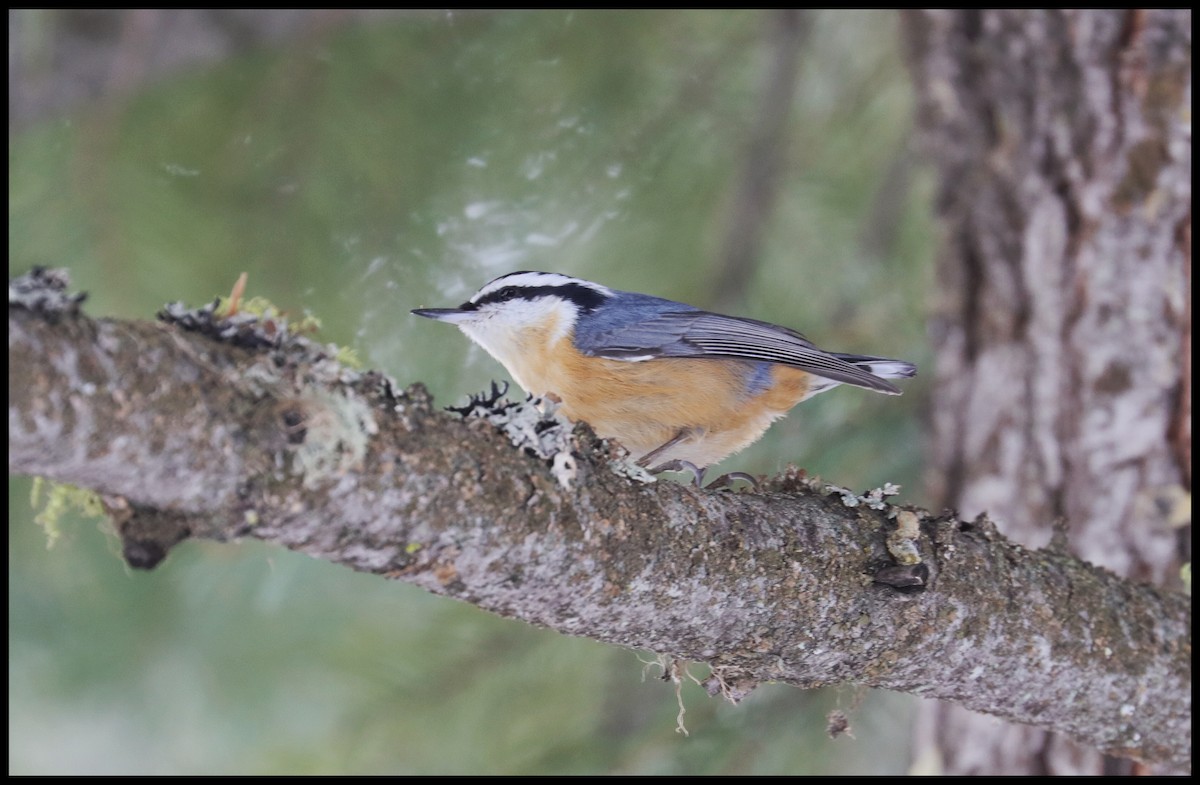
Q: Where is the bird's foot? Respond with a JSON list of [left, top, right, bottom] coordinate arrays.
[[649, 462, 758, 492], [648, 459, 707, 487], [702, 471, 759, 492]]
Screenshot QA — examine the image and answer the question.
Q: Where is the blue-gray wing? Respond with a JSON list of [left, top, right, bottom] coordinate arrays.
[[575, 306, 904, 394]]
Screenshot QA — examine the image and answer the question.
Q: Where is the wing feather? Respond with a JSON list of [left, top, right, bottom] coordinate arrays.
[[577, 309, 901, 394]]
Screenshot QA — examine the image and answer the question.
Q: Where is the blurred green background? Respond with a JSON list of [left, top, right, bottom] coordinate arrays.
[[9, 9, 933, 775]]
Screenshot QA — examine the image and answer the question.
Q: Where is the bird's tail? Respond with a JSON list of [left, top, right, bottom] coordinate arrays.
[[798, 352, 916, 401], [833, 353, 917, 381]]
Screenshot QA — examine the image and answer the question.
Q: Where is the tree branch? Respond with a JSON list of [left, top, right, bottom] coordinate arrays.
[[8, 271, 1190, 768]]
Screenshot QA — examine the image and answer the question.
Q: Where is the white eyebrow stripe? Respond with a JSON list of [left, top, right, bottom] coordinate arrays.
[[472, 272, 612, 303]]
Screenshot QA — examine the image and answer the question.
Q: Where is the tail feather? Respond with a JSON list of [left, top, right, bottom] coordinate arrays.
[[798, 352, 916, 401], [832, 353, 917, 380]]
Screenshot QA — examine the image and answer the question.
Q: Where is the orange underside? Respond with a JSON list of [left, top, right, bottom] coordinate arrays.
[[504, 321, 811, 467]]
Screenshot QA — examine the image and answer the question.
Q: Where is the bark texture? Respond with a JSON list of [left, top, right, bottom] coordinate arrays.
[[903, 9, 1191, 775], [8, 279, 1191, 769]]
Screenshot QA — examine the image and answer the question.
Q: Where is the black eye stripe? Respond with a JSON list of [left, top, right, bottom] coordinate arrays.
[[472, 283, 607, 313]]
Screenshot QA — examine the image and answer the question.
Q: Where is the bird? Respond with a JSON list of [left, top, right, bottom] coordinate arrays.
[[412, 271, 915, 484]]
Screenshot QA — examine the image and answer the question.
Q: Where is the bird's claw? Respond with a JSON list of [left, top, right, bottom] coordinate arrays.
[[702, 471, 759, 492], [648, 461, 757, 492]]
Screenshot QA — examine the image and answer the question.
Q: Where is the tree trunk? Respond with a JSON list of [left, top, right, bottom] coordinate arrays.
[[903, 9, 1190, 775]]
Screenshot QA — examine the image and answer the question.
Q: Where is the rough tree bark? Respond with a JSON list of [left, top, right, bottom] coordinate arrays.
[[8, 271, 1190, 769], [902, 9, 1191, 775]]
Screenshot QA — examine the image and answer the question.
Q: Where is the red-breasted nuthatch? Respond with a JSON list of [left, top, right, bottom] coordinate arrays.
[[413, 271, 915, 477]]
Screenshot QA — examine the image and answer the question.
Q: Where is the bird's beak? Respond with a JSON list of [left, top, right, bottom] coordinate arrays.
[[411, 307, 475, 324]]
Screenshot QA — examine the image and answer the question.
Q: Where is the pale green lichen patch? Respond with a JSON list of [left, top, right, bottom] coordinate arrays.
[[333, 345, 364, 369], [30, 477, 109, 548], [214, 292, 322, 336], [609, 457, 658, 484], [291, 389, 378, 486], [833, 482, 902, 510]]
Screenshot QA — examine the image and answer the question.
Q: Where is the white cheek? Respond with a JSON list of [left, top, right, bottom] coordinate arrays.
[[457, 300, 576, 362], [458, 321, 517, 361]]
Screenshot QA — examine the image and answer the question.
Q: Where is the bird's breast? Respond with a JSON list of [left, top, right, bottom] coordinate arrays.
[[500, 328, 812, 465]]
